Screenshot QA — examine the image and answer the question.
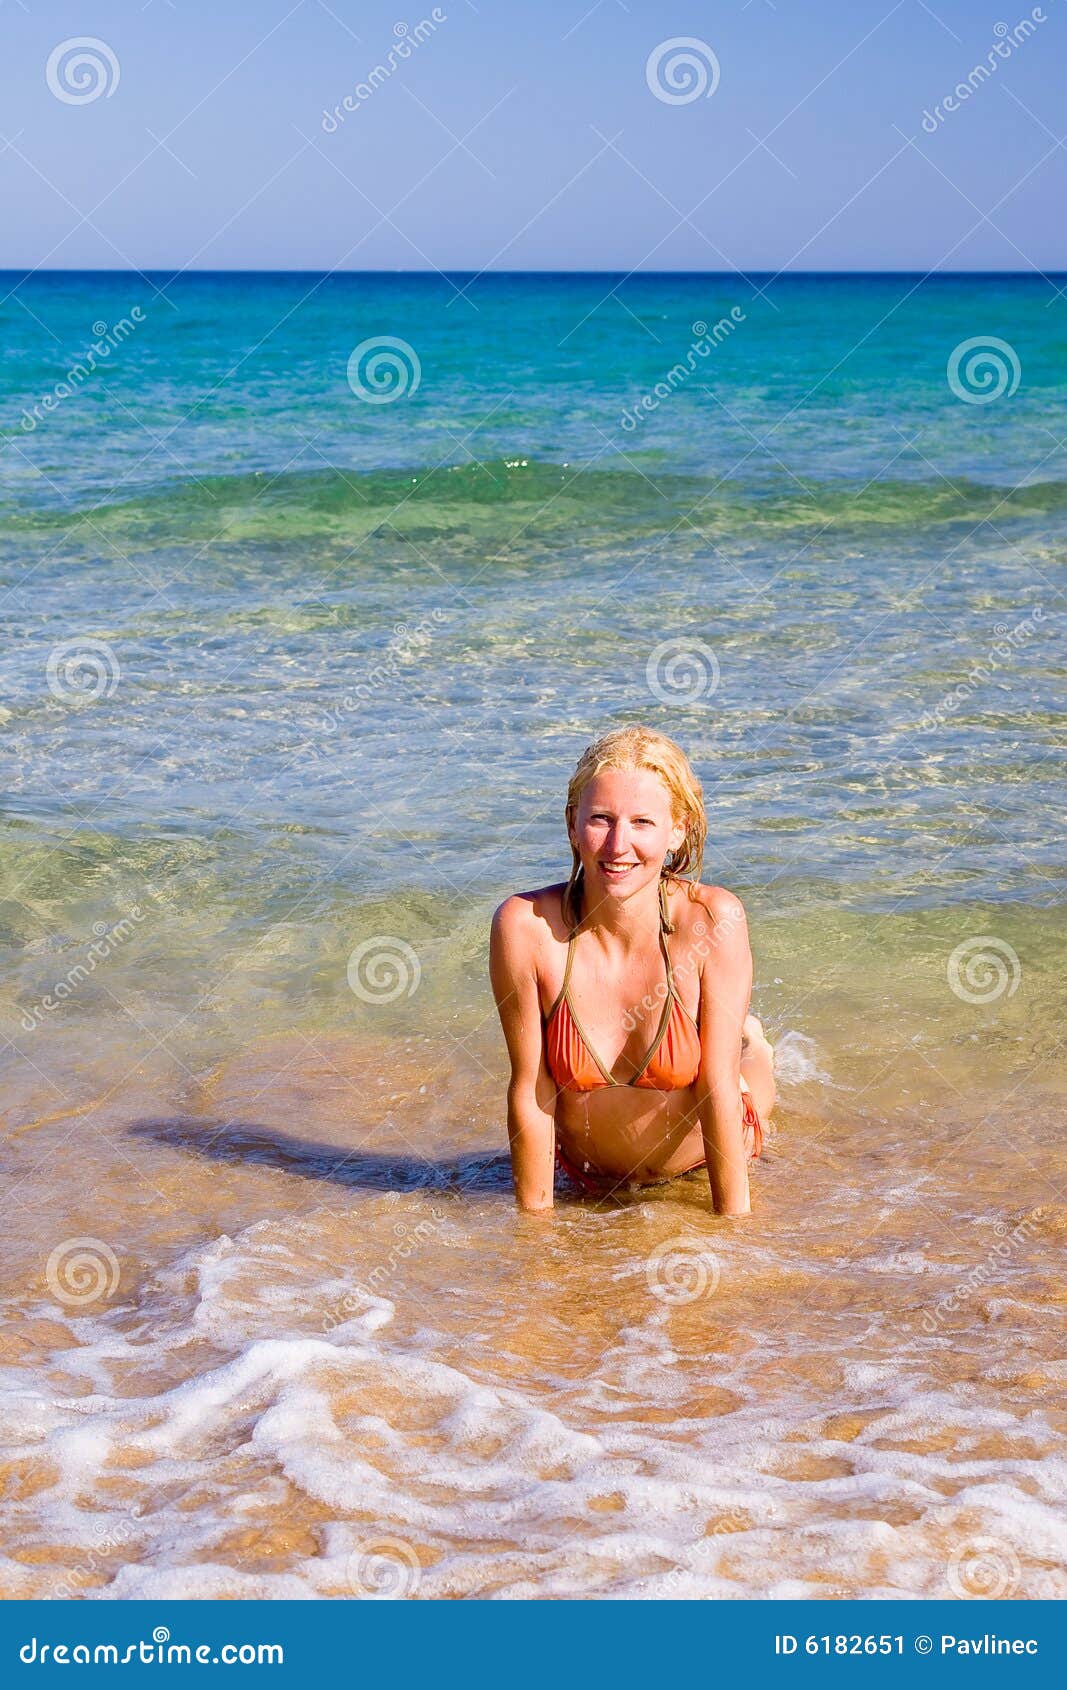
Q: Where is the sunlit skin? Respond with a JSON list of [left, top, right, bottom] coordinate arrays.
[[489, 765, 776, 1216]]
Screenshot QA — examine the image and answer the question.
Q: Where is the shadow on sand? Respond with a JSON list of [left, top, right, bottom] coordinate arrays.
[[128, 1115, 515, 1196]]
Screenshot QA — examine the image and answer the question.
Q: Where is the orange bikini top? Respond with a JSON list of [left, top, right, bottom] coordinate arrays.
[[544, 881, 702, 1093]]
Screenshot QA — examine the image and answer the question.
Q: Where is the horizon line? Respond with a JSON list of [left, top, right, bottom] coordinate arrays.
[[0, 266, 1064, 279]]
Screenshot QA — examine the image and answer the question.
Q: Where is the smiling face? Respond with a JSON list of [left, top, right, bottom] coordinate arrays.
[[568, 764, 687, 902]]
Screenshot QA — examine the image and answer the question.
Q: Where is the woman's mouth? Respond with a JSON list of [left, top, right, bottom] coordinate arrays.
[[599, 861, 638, 880]]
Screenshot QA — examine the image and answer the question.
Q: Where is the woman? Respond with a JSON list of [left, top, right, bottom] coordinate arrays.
[[489, 725, 775, 1215]]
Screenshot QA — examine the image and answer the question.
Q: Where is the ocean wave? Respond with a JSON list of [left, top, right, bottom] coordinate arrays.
[[1, 1200, 1062, 1600], [5, 461, 1067, 553]]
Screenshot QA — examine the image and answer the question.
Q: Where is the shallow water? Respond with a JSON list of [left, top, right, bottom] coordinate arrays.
[[0, 273, 1064, 1597]]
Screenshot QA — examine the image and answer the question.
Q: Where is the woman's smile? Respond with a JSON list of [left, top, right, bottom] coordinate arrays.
[[598, 859, 640, 881]]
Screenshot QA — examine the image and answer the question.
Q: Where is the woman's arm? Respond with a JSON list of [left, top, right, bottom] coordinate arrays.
[[692, 889, 754, 1216], [489, 896, 557, 1212]]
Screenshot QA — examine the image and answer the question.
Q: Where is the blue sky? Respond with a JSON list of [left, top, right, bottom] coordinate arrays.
[[1, 0, 1063, 271]]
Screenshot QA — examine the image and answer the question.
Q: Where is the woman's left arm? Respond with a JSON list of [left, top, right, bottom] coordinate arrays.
[[692, 889, 753, 1216]]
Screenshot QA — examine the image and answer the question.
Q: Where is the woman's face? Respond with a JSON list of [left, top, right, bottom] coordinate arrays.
[[569, 766, 686, 902]]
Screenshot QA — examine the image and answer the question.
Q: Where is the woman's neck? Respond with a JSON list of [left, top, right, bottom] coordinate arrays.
[[575, 874, 665, 947]]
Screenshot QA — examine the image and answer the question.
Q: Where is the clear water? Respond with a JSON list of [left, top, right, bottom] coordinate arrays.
[[0, 273, 1064, 1598]]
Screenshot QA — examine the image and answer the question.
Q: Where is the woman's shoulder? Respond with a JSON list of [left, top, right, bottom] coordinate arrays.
[[668, 877, 748, 932], [490, 883, 569, 945]]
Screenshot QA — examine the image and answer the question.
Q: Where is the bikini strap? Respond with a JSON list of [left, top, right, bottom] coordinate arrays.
[[658, 879, 681, 994], [560, 930, 576, 995], [544, 903, 578, 1021], [565, 877, 582, 941], [544, 932, 576, 1021], [658, 921, 678, 995]]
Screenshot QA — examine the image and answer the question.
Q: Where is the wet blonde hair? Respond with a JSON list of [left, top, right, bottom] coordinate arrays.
[[562, 725, 707, 933]]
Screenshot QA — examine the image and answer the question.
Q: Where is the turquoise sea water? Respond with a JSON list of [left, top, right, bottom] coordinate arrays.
[[1, 274, 1062, 1059], [0, 274, 1064, 1597]]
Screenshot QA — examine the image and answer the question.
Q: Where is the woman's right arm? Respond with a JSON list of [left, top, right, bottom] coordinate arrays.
[[489, 896, 557, 1212]]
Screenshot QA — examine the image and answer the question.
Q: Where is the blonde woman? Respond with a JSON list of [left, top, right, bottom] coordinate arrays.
[[489, 726, 775, 1215]]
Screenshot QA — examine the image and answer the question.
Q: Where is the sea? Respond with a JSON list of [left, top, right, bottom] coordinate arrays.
[[0, 271, 1064, 1598]]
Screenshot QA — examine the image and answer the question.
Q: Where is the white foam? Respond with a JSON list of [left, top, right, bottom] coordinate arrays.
[[2, 1206, 1063, 1600], [103, 1563, 315, 1601], [862, 1248, 958, 1276], [771, 1029, 830, 1086]]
